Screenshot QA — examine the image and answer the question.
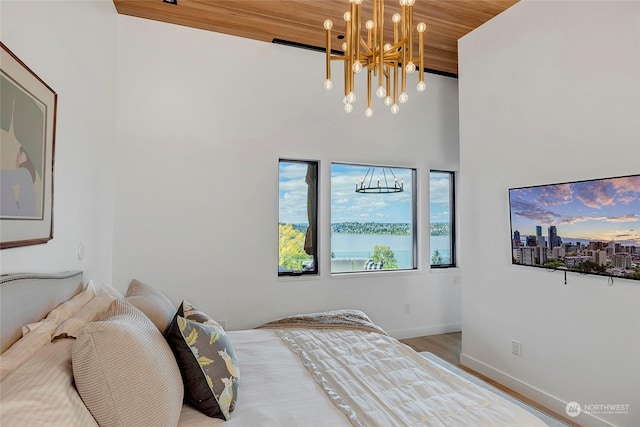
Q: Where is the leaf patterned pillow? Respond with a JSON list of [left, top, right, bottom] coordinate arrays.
[[165, 301, 239, 420]]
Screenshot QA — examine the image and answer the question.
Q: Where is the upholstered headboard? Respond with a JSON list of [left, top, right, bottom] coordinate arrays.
[[0, 271, 84, 353]]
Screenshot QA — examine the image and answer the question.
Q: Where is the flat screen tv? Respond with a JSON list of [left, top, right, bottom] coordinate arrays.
[[509, 174, 640, 281]]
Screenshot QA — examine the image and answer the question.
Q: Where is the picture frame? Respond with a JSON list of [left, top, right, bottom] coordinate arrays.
[[1, 42, 57, 249]]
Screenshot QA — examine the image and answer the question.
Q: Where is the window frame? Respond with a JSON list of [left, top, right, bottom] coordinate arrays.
[[430, 170, 456, 268], [278, 159, 319, 277], [330, 162, 418, 274]]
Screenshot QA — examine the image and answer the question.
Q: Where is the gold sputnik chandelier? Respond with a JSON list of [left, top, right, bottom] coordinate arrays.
[[323, 0, 427, 117]]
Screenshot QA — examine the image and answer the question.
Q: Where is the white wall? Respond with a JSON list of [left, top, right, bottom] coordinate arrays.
[[459, 1, 640, 426], [113, 15, 461, 336], [0, 1, 116, 284]]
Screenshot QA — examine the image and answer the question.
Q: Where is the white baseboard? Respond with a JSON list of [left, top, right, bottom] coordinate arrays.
[[388, 323, 461, 340], [460, 353, 614, 427]]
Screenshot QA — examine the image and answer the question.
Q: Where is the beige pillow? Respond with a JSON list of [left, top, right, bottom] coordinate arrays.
[[1, 282, 95, 380], [45, 280, 96, 326], [0, 321, 56, 380], [125, 279, 175, 334], [0, 339, 98, 426], [72, 299, 183, 427], [52, 285, 120, 340], [21, 320, 46, 337]]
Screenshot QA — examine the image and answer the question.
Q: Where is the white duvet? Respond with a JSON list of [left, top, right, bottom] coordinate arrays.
[[182, 328, 548, 427], [278, 328, 548, 427]]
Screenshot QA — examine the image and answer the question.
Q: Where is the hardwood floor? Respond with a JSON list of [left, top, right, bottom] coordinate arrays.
[[399, 332, 580, 427]]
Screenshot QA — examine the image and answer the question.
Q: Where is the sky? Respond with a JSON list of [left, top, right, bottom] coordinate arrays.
[[510, 175, 640, 246], [279, 161, 311, 224], [330, 163, 412, 223], [279, 162, 451, 225]]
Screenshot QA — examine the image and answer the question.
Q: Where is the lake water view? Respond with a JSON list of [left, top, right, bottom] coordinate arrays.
[[331, 233, 451, 268]]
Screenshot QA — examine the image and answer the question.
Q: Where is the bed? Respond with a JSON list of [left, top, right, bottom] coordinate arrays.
[[0, 271, 566, 426]]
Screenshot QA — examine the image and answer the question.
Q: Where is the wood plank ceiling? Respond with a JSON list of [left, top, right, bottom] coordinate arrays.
[[113, 0, 518, 76]]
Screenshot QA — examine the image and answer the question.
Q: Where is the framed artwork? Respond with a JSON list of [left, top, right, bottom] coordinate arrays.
[[1, 42, 57, 249]]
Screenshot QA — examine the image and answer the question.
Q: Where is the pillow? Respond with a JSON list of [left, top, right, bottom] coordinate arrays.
[[0, 320, 56, 380], [98, 282, 124, 299], [0, 339, 98, 426], [52, 285, 121, 340], [72, 299, 183, 427], [21, 320, 46, 337], [0, 282, 95, 380], [45, 280, 96, 326], [165, 301, 239, 420], [125, 279, 175, 333]]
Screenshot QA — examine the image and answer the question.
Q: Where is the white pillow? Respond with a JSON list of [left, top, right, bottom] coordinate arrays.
[[52, 285, 121, 340], [99, 282, 124, 299], [1, 281, 96, 380], [45, 281, 96, 326]]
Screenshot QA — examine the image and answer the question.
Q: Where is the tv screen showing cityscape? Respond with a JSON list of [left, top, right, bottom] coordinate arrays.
[[509, 174, 640, 281]]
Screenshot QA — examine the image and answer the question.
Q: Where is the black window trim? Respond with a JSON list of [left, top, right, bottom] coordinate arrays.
[[430, 169, 456, 269], [278, 158, 319, 277], [330, 162, 418, 273]]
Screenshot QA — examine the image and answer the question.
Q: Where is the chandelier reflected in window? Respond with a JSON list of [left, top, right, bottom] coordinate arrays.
[[355, 167, 404, 193], [323, 0, 427, 117]]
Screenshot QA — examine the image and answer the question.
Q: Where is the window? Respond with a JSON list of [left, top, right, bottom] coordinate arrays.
[[278, 160, 318, 276], [430, 171, 456, 267], [331, 163, 416, 273]]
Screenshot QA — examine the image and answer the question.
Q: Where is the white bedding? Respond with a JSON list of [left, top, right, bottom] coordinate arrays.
[[181, 328, 548, 427], [279, 328, 548, 427], [179, 329, 351, 426], [1, 327, 550, 427]]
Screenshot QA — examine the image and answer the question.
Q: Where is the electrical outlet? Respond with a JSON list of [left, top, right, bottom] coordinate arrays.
[[404, 304, 411, 314], [218, 320, 227, 329], [511, 340, 521, 356]]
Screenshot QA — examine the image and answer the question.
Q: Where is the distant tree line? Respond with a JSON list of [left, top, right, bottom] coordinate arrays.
[[332, 222, 410, 235], [287, 222, 450, 236], [430, 222, 450, 236]]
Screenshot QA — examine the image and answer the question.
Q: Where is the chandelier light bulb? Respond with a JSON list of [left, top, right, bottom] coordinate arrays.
[[323, 0, 427, 117], [344, 103, 354, 113]]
